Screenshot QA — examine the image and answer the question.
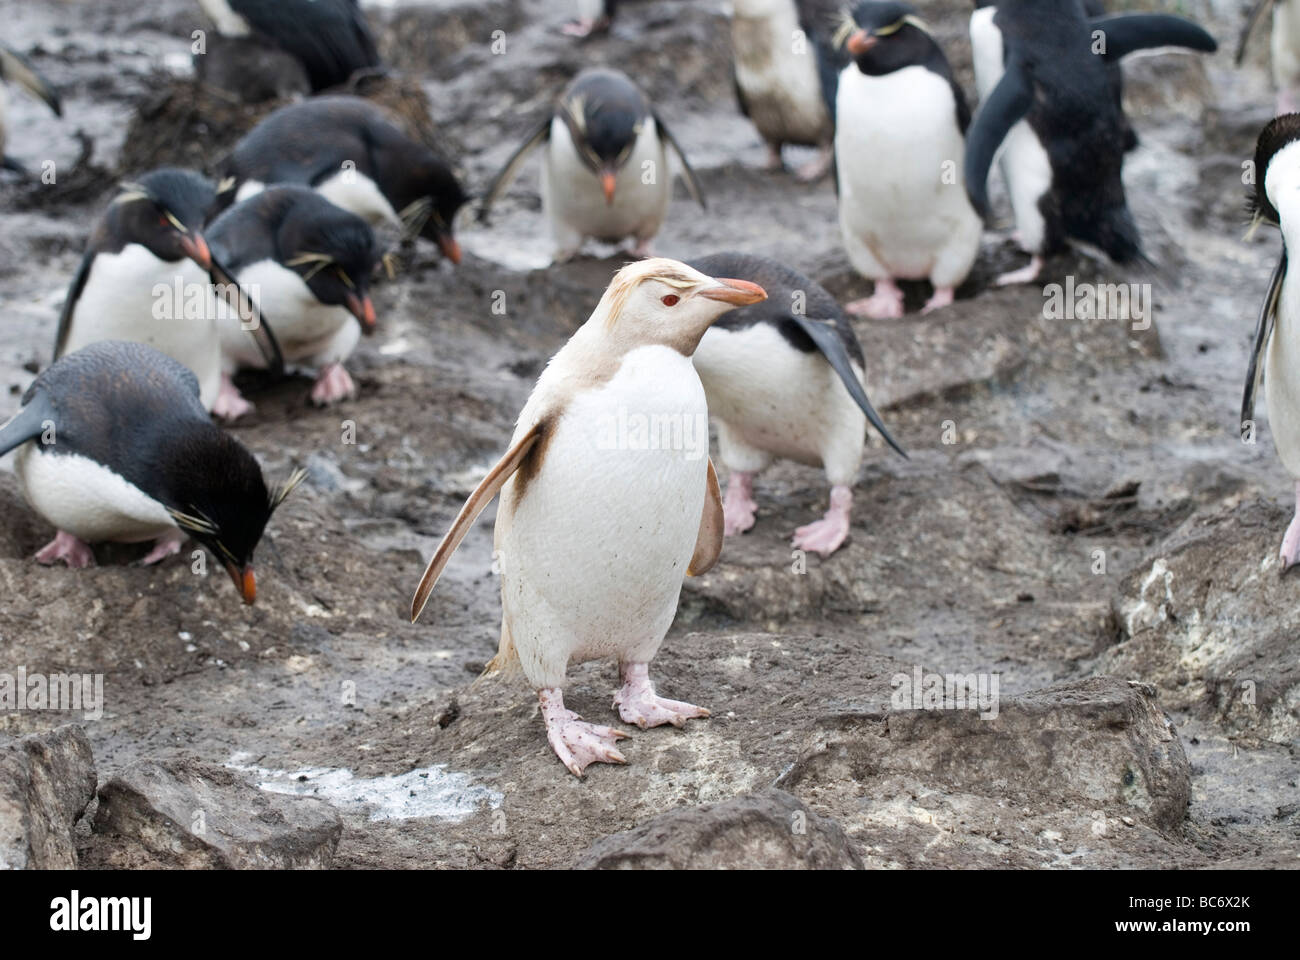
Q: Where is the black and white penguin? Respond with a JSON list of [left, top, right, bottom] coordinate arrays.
[[215, 96, 468, 265], [1242, 114, 1300, 570], [0, 43, 61, 172], [54, 169, 282, 420], [197, 0, 381, 93], [966, 0, 1217, 285], [0, 340, 302, 600], [833, 1, 982, 317], [689, 252, 906, 557], [1235, 0, 1300, 115], [729, 0, 842, 180], [209, 186, 380, 411], [480, 68, 706, 262], [563, 0, 618, 38]]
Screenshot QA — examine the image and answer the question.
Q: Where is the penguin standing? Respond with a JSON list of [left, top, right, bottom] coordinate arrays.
[[730, 0, 840, 180], [689, 252, 906, 557], [1242, 115, 1300, 570], [1236, 0, 1300, 115], [0, 340, 302, 599], [966, 0, 1217, 285], [216, 97, 468, 265], [834, 1, 982, 318], [211, 186, 379, 411], [0, 44, 61, 172], [54, 169, 281, 420], [480, 68, 706, 262], [410, 259, 766, 777]]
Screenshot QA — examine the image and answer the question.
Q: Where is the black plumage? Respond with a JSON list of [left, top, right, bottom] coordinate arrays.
[[212, 0, 381, 92]]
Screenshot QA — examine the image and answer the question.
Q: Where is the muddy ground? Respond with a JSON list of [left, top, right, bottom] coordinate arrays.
[[1, 0, 1297, 868]]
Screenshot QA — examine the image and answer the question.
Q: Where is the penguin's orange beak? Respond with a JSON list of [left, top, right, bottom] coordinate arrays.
[[180, 233, 212, 271], [600, 170, 618, 205], [846, 29, 877, 56], [345, 293, 377, 334], [438, 234, 462, 265], [700, 278, 767, 306], [225, 561, 256, 605]]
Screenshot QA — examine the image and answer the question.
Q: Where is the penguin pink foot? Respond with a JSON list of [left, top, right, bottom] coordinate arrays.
[[311, 363, 357, 406], [539, 688, 628, 777], [764, 143, 785, 172], [213, 373, 254, 421], [921, 287, 955, 314], [792, 485, 853, 557], [845, 279, 904, 319], [794, 145, 833, 182], [722, 471, 758, 535], [140, 531, 185, 565], [561, 16, 608, 37], [34, 531, 95, 568], [1281, 482, 1300, 573], [612, 662, 710, 729], [995, 256, 1044, 287], [630, 238, 655, 259]]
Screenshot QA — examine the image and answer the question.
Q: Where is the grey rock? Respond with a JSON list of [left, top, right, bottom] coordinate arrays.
[[0, 724, 97, 869]]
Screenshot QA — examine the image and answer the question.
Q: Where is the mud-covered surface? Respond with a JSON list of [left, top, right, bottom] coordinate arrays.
[[0, 0, 1297, 868]]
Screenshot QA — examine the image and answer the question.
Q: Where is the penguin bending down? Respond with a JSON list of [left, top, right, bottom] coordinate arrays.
[[54, 169, 282, 420], [210, 186, 380, 411], [1236, 0, 1300, 115], [0, 340, 303, 599], [1242, 115, 1300, 570], [216, 97, 468, 265], [0, 44, 61, 172], [480, 68, 706, 263], [966, 0, 1217, 285], [833, 1, 981, 318], [730, 0, 840, 181], [689, 252, 906, 557], [410, 258, 766, 777]]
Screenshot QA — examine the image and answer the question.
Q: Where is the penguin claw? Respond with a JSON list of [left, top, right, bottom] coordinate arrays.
[[721, 471, 757, 536], [34, 531, 96, 568], [310, 363, 357, 406], [539, 687, 628, 778], [213, 374, 254, 422], [613, 663, 710, 730], [845, 281, 905, 319]]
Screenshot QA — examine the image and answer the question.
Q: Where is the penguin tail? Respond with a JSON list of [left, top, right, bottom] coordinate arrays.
[[474, 620, 522, 687]]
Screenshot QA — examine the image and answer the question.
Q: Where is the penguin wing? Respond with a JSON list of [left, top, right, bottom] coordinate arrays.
[[410, 421, 545, 622], [0, 388, 54, 458], [964, 59, 1034, 219], [652, 111, 707, 211], [688, 459, 724, 577], [52, 250, 96, 361], [790, 315, 908, 459], [478, 115, 552, 224], [1242, 248, 1286, 428], [208, 254, 286, 376], [0, 45, 61, 116], [1236, 0, 1275, 66], [1090, 14, 1218, 60]]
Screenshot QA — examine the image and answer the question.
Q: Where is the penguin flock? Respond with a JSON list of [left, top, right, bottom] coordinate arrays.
[[4, 0, 1290, 779]]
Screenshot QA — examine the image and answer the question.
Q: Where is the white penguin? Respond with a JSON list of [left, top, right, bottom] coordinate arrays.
[[834, 1, 982, 318], [410, 258, 766, 777]]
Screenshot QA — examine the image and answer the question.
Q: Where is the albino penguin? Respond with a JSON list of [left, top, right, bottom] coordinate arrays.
[[834, 1, 982, 318], [479, 68, 706, 262], [411, 258, 766, 777]]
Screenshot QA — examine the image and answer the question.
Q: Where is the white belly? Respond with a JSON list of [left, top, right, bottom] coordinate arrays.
[[835, 65, 982, 282], [60, 247, 221, 410], [731, 0, 831, 146], [315, 169, 402, 229], [220, 259, 358, 369], [1266, 271, 1300, 477], [15, 445, 176, 544], [542, 117, 670, 244], [496, 345, 707, 687]]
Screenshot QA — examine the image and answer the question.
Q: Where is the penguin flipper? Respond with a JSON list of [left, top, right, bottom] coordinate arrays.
[[0, 388, 54, 458], [790, 315, 907, 459], [964, 60, 1034, 219], [208, 253, 286, 376], [688, 459, 724, 576], [1090, 14, 1218, 60], [0, 45, 62, 116], [410, 422, 545, 622], [52, 250, 96, 361], [478, 115, 552, 224], [1236, 0, 1275, 66], [1243, 248, 1286, 427], [653, 110, 707, 211]]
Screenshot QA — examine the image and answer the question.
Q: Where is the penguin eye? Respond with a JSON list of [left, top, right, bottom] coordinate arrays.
[[158, 215, 170, 228], [661, 294, 679, 307]]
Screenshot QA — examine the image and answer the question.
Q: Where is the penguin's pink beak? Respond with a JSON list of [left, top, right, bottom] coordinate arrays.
[[180, 233, 212, 271], [600, 170, 618, 205], [847, 29, 877, 56], [438, 234, 462, 265], [700, 278, 767, 306], [345, 293, 377, 334]]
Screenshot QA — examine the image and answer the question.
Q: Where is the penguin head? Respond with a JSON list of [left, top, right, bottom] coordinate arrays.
[[393, 156, 469, 265], [165, 438, 305, 606], [108, 169, 216, 269], [276, 190, 380, 334], [560, 68, 649, 205], [837, 1, 936, 76], [1250, 113, 1300, 233], [595, 258, 767, 354]]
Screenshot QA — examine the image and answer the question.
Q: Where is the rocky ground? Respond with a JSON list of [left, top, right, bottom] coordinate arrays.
[[0, 0, 1297, 869]]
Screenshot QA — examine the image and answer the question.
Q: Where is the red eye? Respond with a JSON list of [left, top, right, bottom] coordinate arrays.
[[159, 215, 170, 227], [661, 294, 679, 306]]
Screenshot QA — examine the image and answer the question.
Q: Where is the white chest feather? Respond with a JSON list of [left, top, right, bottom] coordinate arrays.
[[61, 246, 221, 409], [542, 117, 669, 243], [314, 169, 403, 229], [15, 445, 175, 544], [731, 0, 831, 145], [219, 259, 357, 369], [1264, 142, 1300, 476], [199, 0, 252, 36]]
